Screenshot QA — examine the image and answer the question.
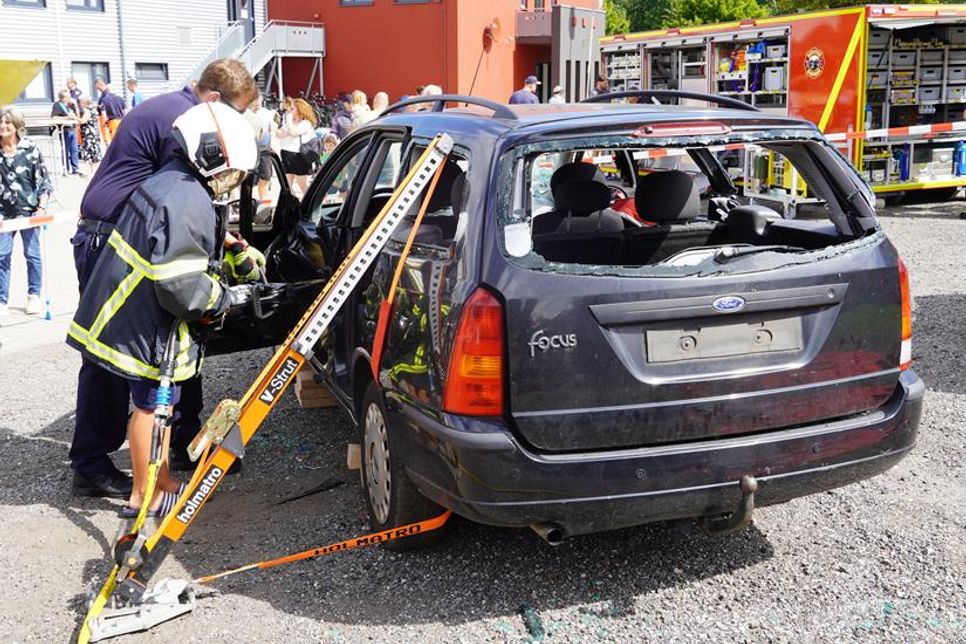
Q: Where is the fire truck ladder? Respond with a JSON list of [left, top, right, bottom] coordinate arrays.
[[79, 133, 454, 643]]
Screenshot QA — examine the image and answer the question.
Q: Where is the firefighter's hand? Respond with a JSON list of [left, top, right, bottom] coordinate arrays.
[[223, 243, 266, 284]]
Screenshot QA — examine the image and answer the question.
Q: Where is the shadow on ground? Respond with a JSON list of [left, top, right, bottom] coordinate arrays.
[[876, 194, 966, 221], [0, 397, 776, 632]]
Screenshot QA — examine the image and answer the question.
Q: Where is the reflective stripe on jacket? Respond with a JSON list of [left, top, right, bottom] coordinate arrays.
[[67, 157, 227, 382]]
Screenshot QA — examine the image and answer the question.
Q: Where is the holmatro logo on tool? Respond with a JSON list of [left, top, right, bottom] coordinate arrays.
[[176, 466, 223, 524], [258, 356, 300, 404]]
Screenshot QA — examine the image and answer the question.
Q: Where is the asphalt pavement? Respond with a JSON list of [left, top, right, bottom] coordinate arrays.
[[0, 196, 964, 642]]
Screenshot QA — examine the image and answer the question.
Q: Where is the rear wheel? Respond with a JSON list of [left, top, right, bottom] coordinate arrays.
[[358, 382, 445, 550]]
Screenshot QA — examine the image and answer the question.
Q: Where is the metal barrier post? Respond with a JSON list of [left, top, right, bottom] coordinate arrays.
[[58, 124, 69, 176], [41, 223, 51, 320]]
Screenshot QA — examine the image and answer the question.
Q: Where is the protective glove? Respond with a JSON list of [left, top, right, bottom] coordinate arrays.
[[223, 241, 266, 284]]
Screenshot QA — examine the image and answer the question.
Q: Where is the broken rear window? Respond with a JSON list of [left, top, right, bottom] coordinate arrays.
[[499, 131, 881, 275]]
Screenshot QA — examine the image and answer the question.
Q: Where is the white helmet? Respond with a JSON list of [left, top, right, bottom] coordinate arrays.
[[173, 101, 257, 195]]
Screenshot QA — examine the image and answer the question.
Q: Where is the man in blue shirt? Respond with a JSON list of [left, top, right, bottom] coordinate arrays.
[[127, 78, 145, 110], [509, 75, 541, 105], [95, 78, 127, 140], [69, 59, 259, 498]]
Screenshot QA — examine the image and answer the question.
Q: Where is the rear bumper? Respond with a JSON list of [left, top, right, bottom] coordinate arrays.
[[386, 370, 924, 538]]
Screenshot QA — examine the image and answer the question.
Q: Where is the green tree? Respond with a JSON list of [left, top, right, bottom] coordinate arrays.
[[617, 0, 768, 32], [617, 0, 676, 32], [604, 0, 631, 35], [773, 0, 941, 13], [669, 0, 770, 26]]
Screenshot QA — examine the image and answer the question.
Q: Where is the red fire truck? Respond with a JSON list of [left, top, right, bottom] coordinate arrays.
[[601, 4, 966, 200]]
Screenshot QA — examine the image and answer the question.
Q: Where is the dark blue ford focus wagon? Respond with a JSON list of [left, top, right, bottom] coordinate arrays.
[[225, 92, 923, 547]]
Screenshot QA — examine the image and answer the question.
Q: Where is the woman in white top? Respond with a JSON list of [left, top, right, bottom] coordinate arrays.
[[276, 98, 317, 197], [371, 91, 390, 116], [349, 90, 376, 133]]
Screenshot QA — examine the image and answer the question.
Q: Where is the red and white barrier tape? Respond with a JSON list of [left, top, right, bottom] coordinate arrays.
[[0, 211, 78, 233], [825, 120, 966, 143], [584, 120, 966, 166], [589, 142, 750, 165]]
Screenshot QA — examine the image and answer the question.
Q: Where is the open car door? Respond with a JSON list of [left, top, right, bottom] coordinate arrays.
[[204, 152, 329, 356], [205, 127, 407, 357]]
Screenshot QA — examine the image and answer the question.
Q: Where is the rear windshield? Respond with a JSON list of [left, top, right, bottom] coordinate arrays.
[[498, 130, 881, 277]]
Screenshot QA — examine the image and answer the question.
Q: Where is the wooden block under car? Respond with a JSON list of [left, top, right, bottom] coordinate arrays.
[[294, 371, 338, 408]]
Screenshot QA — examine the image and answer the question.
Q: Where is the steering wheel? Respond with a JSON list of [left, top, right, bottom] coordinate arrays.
[[610, 185, 629, 201]]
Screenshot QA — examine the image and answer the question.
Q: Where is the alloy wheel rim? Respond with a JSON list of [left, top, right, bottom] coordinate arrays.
[[363, 401, 391, 524]]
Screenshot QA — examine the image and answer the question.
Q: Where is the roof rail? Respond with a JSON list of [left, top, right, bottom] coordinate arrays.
[[382, 94, 519, 120], [581, 90, 760, 112]]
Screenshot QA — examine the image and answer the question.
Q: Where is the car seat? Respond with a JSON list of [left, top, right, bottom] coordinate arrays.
[[532, 180, 624, 264], [623, 170, 723, 264], [392, 159, 463, 244], [534, 161, 623, 235], [549, 161, 607, 198]]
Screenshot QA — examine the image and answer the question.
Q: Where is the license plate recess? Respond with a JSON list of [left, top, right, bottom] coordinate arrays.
[[645, 312, 803, 363]]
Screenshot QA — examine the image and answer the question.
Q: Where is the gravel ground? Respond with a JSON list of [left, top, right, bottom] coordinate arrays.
[[1, 199, 964, 643]]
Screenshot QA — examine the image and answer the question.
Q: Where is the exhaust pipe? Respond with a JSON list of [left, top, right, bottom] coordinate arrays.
[[530, 522, 566, 546]]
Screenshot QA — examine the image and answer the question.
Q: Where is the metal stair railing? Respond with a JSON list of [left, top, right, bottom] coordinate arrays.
[[237, 20, 325, 78], [180, 21, 246, 86]]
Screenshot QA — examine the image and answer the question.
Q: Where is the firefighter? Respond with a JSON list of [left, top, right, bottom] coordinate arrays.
[[66, 102, 257, 517], [69, 59, 259, 499]]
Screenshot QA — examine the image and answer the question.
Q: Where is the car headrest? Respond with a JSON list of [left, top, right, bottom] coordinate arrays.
[[726, 204, 782, 238], [451, 172, 466, 213], [635, 170, 700, 222], [550, 161, 605, 198], [426, 160, 464, 212], [554, 180, 611, 215]]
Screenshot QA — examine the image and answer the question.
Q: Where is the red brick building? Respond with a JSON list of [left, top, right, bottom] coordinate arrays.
[[268, 0, 603, 103]]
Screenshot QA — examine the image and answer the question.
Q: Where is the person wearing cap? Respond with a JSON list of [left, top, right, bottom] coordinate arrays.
[[549, 84, 566, 105], [67, 101, 257, 518], [509, 75, 541, 105]]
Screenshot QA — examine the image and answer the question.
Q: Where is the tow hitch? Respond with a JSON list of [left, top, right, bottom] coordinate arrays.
[[701, 475, 758, 534]]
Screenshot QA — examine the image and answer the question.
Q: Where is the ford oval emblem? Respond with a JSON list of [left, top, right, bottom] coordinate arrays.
[[712, 295, 746, 313]]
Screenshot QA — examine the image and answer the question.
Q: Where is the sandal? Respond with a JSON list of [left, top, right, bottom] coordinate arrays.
[[119, 483, 186, 519]]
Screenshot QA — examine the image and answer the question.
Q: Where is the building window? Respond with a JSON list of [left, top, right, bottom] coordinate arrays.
[[134, 63, 169, 81], [395, 0, 431, 3], [65, 0, 103, 10], [340, 0, 373, 5], [2, 0, 46, 7], [15, 63, 53, 104], [72, 61, 110, 100], [535, 0, 545, 8], [520, 0, 528, 9]]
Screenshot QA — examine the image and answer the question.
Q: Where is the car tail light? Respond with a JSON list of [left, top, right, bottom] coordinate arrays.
[[443, 288, 505, 416], [899, 258, 912, 371]]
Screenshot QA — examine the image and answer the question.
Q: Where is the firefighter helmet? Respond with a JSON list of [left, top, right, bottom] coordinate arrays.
[[172, 101, 257, 194]]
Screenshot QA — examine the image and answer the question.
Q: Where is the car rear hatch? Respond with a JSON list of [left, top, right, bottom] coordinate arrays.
[[487, 118, 901, 453], [495, 243, 901, 452]]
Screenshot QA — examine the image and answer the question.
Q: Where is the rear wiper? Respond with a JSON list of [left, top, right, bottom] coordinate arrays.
[[714, 245, 806, 263]]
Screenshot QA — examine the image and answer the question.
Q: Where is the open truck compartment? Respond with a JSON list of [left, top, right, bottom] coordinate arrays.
[[601, 5, 966, 197]]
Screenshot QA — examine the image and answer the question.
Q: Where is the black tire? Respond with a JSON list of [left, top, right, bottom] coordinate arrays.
[[358, 382, 445, 550]]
